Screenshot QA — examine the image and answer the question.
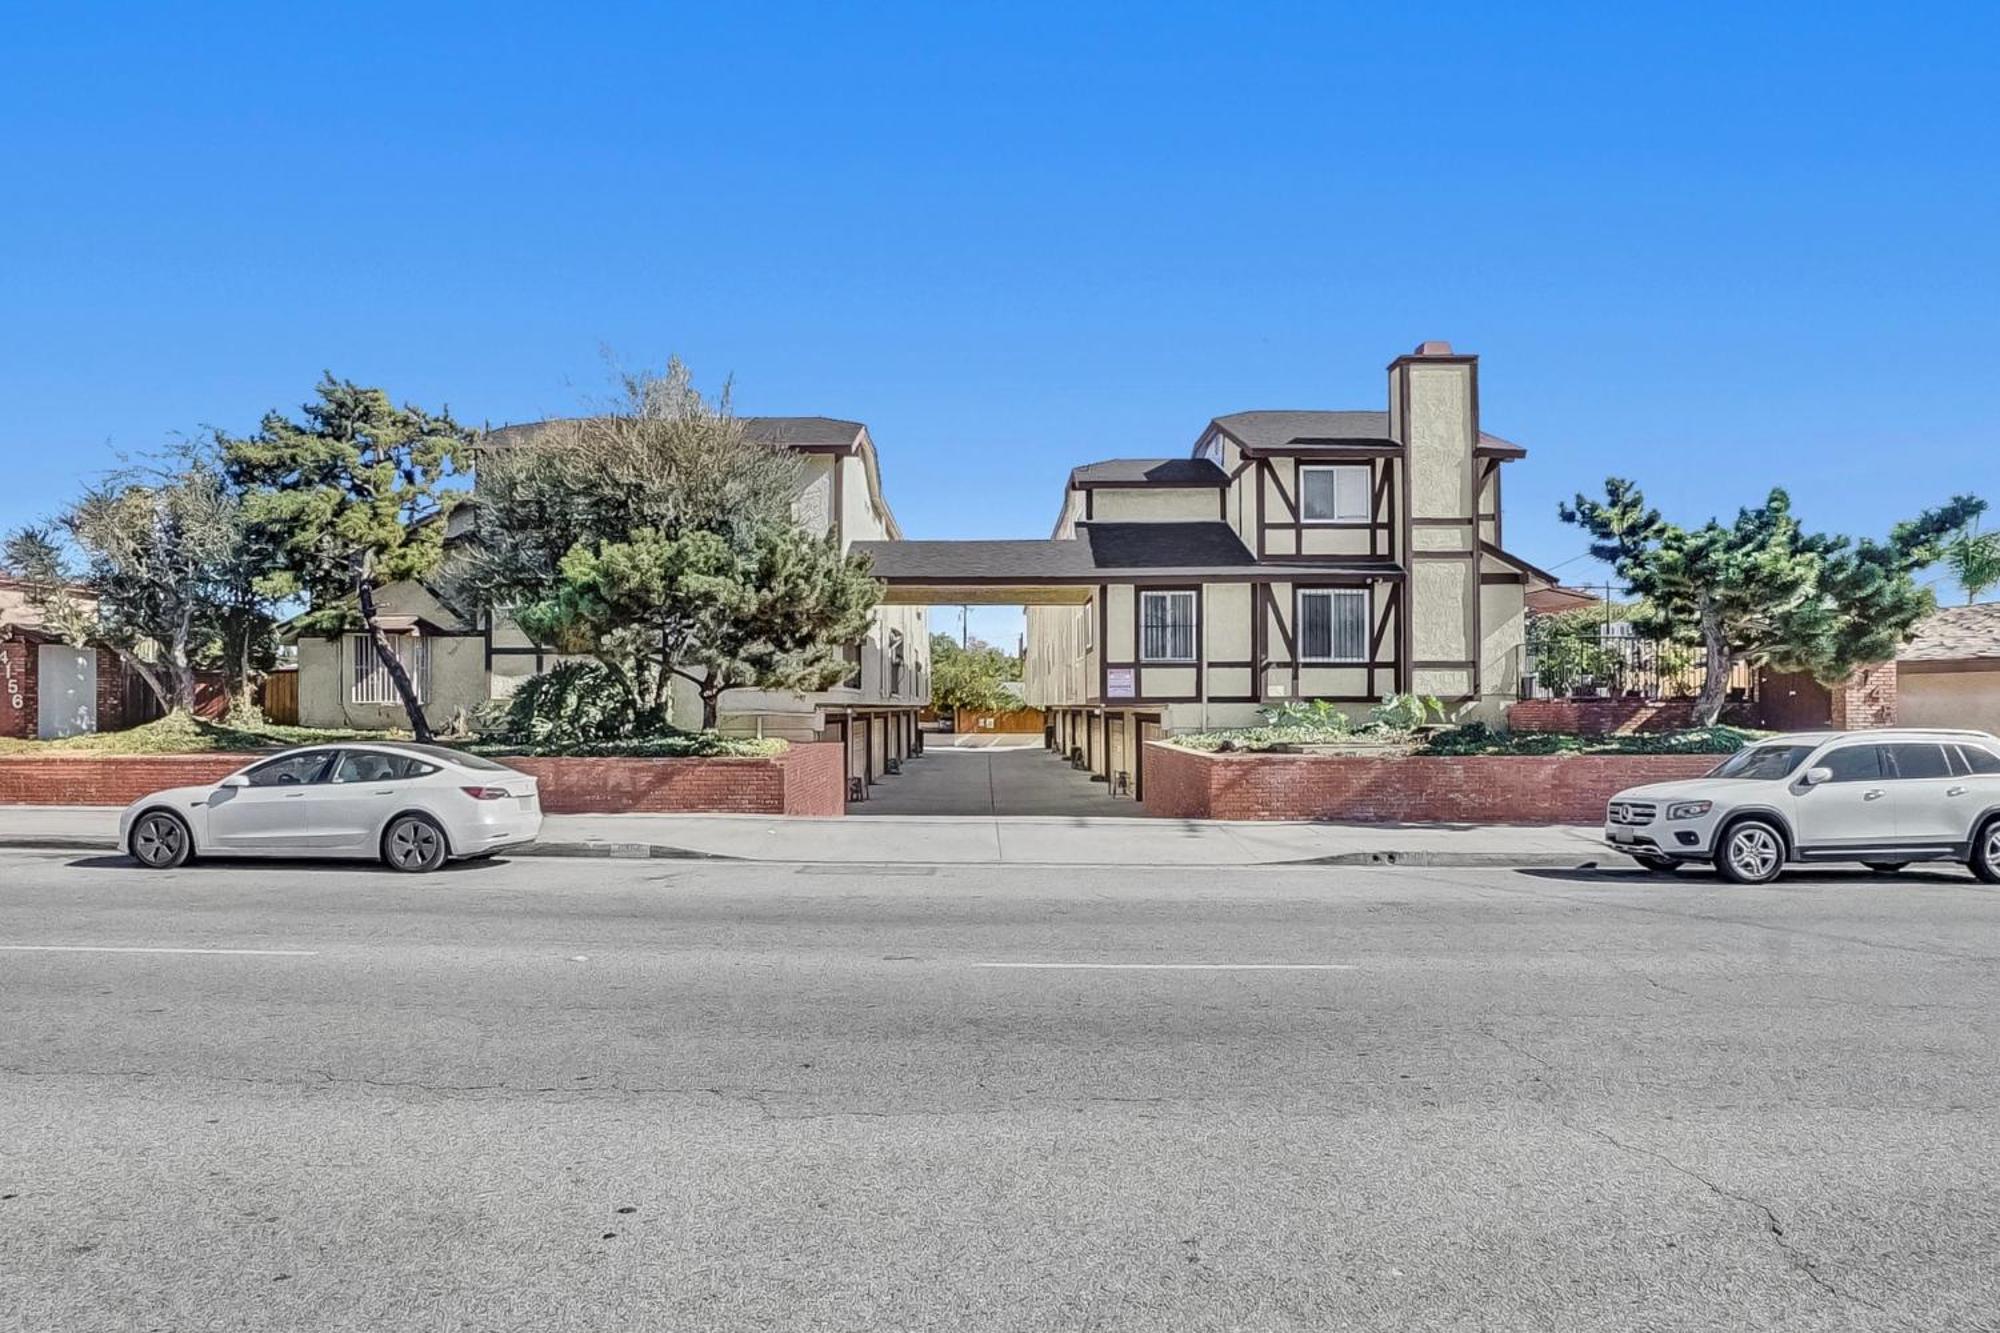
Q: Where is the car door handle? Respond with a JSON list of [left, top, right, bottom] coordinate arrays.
[[373, 789, 396, 795], [1862, 789, 1885, 800], [1948, 785, 1968, 797], [283, 791, 306, 799]]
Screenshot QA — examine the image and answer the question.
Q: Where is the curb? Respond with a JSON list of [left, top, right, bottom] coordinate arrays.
[[0, 835, 737, 862], [0, 833, 1601, 869]]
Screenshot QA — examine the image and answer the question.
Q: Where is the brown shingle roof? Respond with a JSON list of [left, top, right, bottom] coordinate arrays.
[[1900, 602, 2000, 663]]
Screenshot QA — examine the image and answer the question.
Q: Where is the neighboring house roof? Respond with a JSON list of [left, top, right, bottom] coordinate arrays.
[[1525, 583, 1605, 615], [855, 522, 1399, 585], [1206, 410, 1525, 459], [1900, 602, 2000, 663], [1069, 458, 1229, 488], [739, 416, 867, 451]]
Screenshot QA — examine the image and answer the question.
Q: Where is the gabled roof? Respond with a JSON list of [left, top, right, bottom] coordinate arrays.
[[1206, 410, 1525, 459], [1900, 602, 2000, 663], [1069, 458, 1229, 488]]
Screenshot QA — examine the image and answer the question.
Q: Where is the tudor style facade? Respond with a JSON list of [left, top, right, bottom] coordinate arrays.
[[290, 416, 931, 793], [857, 341, 1553, 797]]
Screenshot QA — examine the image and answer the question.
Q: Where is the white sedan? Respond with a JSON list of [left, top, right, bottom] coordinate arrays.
[[121, 743, 543, 873]]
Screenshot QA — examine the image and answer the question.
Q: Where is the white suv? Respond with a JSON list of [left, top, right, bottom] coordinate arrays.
[[1604, 728, 2000, 884]]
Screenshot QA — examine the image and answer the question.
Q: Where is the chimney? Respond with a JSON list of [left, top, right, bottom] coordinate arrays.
[[1387, 341, 1482, 701]]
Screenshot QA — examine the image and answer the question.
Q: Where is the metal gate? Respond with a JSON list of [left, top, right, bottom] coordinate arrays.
[[37, 644, 96, 738]]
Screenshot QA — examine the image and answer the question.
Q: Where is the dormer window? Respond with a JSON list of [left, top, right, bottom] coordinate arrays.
[[1300, 464, 1371, 523]]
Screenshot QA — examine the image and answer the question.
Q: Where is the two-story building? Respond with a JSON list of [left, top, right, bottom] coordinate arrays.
[[855, 342, 1554, 798], [290, 416, 931, 790]]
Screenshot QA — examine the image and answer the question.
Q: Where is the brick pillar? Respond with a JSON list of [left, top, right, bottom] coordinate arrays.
[[0, 636, 34, 739], [1828, 661, 1898, 730]]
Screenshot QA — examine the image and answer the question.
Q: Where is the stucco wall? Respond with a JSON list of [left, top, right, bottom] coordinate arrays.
[[1087, 488, 1219, 521], [296, 632, 488, 731]]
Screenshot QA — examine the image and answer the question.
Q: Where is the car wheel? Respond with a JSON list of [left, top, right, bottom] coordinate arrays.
[[1716, 818, 1785, 885], [382, 814, 449, 873], [128, 810, 193, 869], [1972, 818, 2000, 886], [1863, 862, 1909, 875], [1632, 854, 1679, 874]]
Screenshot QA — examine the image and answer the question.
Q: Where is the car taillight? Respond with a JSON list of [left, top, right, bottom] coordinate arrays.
[[461, 786, 509, 800]]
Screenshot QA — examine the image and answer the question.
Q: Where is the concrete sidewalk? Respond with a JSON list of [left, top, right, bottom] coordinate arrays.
[[0, 804, 1609, 867]]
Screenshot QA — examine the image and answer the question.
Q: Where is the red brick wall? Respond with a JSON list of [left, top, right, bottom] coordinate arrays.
[[1141, 743, 1719, 824], [0, 742, 849, 815], [0, 754, 244, 805], [1829, 662, 1898, 730], [1508, 699, 1698, 735], [508, 742, 845, 815]]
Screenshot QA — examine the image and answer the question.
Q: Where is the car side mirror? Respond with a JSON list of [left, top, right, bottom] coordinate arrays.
[[219, 774, 249, 789], [1801, 766, 1833, 788]]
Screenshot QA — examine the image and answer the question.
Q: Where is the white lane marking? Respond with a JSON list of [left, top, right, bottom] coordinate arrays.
[[971, 962, 1354, 971], [0, 945, 318, 957]]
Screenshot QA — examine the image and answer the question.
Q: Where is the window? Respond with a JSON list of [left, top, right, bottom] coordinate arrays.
[[350, 634, 430, 705], [1300, 465, 1371, 523], [1140, 591, 1197, 662], [244, 750, 336, 787], [840, 641, 863, 689], [1818, 745, 1885, 783], [1297, 588, 1369, 663], [396, 743, 512, 771], [332, 750, 438, 784], [889, 631, 906, 696], [1955, 744, 2000, 776], [1884, 743, 1951, 781]]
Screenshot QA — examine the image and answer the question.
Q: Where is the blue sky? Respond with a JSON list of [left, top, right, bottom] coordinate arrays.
[[3, 2, 1996, 648]]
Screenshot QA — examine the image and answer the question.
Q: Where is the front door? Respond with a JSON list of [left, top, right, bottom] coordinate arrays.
[[36, 644, 96, 738], [205, 750, 341, 850], [1791, 742, 1898, 853]]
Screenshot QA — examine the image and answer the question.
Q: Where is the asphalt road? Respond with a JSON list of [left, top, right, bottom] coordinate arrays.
[[1, 849, 1996, 1332]]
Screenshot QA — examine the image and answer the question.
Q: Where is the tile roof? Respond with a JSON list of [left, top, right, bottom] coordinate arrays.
[[1900, 602, 2000, 662]]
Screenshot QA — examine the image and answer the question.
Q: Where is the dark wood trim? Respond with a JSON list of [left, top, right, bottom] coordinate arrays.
[[1084, 489, 1094, 520], [1096, 586, 1110, 703], [1411, 516, 1477, 528], [1255, 458, 1267, 559], [1480, 572, 1525, 585], [1074, 478, 1229, 491], [1897, 658, 2000, 676], [1239, 443, 1399, 459], [1412, 659, 1478, 670], [1468, 358, 1483, 697], [1396, 367, 1413, 694]]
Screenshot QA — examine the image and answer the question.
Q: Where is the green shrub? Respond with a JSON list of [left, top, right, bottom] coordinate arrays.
[[1418, 724, 1761, 757], [470, 733, 786, 759], [499, 661, 643, 746]]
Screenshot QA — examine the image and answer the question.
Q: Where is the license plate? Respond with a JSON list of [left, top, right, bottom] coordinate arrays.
[[1611, 830, 1636, 844]]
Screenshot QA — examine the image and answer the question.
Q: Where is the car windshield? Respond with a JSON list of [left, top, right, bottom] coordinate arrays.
[[1707, 744, 1816, 780]]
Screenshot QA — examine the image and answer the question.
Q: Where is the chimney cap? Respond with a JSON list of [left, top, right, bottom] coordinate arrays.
[[1412, 340, 1454, 356]]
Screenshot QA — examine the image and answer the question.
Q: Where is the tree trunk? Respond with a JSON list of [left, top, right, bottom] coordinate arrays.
[[358, 570, 433, 742], [700, 687, 721, 732], [1692, 600, 1732, 728], [115, 648, 173, 719], [168, 621, 197, 715]]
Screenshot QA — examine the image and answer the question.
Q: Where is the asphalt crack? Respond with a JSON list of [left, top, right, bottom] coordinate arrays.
[[1566, 1121, 1898, 1321]]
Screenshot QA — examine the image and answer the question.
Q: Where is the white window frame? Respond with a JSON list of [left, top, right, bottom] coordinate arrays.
[[1298, 463, 1372, 524], [1296, 588, 1370, 664], [1139, 590, 1199, 664], [349, 633, 430, 705]]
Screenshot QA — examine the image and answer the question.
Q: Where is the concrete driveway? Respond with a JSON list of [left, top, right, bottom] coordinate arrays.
[[854, 742, 1145, 817]]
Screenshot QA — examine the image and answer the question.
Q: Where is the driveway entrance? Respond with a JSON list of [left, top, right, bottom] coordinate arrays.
[[852, 741, 1147, 817]]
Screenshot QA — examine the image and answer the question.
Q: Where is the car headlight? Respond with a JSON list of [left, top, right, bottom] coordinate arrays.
[[1666, 801, 1712, 821]]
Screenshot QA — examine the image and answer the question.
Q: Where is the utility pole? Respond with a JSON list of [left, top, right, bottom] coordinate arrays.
[[960, 605, 969, 649]]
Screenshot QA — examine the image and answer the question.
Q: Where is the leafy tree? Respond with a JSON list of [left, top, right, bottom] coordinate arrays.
[[3, 449, 271, 716], [1562, 479, 1981, 725], [223, 376, 470, 740], [514, 524, 878, 730], [456, 362, 879, 732], [929, 634, 1021, 715], [1944, 510, 2000, 604]]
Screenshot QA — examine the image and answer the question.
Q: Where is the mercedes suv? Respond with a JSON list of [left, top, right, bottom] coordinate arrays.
[[1604, 729, 2000, 884]]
